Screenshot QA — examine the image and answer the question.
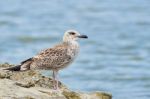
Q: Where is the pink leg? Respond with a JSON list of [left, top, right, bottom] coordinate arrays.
[[55, 70, 59, 90], [52, 70, 59, 90], [52, 70, 56, 89]]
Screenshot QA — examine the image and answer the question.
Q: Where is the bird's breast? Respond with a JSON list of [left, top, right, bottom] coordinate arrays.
[[67, 43, 79, 59]]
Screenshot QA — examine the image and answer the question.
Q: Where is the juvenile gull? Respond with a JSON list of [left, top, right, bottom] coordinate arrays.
[[4, 30, 88, 89]]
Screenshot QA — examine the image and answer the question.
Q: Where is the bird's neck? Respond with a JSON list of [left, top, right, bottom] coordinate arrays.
[[64, 41, 79, 49], [64, 41, 79, 57]]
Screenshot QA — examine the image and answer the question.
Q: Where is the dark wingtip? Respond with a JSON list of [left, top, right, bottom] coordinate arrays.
[[4, 65, 21, 71]]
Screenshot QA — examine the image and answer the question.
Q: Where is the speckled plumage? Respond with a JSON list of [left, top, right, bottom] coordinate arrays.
[[26, 42, 79, 70]]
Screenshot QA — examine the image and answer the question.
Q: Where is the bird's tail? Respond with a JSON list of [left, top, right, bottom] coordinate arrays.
[[3, 58, 33, 71], [3, 65, 21, 71]]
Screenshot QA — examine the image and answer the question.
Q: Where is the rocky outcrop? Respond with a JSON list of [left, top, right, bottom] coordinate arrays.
[[0, 63, 112, 99]]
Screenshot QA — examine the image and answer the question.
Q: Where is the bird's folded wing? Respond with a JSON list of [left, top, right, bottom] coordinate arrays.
[[31, 46, 71, 69]]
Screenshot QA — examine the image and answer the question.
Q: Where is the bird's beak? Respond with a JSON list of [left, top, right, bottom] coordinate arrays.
[[77, 35, 88, 39]]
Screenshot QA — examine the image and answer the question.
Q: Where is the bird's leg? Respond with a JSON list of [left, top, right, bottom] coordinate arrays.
[[52, 70, 59, 90], [55, 70, 59, 90], [52, 70, 56, 89]]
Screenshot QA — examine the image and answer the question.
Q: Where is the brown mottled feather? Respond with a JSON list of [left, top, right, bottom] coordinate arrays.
[[20, 42, 79, 70]]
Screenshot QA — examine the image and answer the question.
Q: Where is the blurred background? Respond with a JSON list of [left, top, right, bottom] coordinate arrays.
[[0, 0, 150, 99]]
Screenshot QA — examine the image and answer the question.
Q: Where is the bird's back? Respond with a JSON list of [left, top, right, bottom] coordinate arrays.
[[29, 42, 79, 70]]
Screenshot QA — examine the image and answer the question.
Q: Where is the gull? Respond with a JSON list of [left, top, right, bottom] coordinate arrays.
[[4, 30, 88, 90]]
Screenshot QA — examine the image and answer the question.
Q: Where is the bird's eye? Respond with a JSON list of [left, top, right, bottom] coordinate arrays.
[[69, 32, 76, 35]]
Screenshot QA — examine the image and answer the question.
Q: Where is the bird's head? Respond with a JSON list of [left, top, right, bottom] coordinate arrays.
[[63, 30, 88, 42]]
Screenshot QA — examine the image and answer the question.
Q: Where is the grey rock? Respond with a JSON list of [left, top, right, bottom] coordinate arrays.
[[0, 63, 112, 99]]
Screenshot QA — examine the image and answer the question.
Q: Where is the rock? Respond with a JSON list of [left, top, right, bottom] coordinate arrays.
[[0, 63, 112, 99]]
